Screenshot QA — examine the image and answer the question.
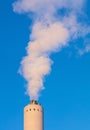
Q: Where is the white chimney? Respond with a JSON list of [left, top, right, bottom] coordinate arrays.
[[24, 100, 44, 130]]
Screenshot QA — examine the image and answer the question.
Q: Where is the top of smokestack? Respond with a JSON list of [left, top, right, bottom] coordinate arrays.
[[30, 100, 39, 105]]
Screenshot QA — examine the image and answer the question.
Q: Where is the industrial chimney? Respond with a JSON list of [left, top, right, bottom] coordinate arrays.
[[24, 100, 44, 130]]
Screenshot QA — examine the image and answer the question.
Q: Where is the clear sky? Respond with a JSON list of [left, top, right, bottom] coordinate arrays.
[[0, 0, 90, 130]]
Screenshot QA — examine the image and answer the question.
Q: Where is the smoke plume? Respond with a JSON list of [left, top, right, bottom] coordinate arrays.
[[13, 0, 90, 100]]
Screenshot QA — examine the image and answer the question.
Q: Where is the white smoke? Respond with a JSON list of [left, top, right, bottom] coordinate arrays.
[[13, 0, 90, 100], [78, 44, 90, 56]]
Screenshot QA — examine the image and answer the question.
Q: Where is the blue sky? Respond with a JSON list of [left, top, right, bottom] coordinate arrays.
[[0, 0, 90, 130]]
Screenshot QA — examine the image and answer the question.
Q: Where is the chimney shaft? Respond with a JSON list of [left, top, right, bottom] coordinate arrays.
[[24, 101, 44, 130]]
